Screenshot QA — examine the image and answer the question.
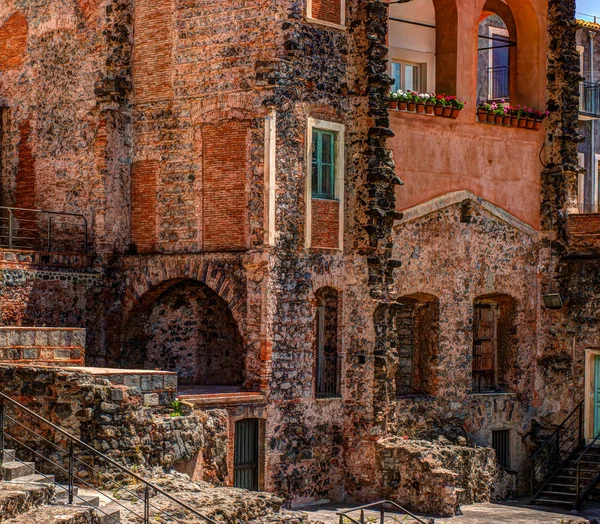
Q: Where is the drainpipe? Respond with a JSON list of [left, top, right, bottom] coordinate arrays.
[[589, 31, 596, 209]]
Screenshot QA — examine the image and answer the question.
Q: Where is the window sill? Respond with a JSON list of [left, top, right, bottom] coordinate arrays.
[[312, 197, 340, 203], [304, 16, 346, 31], [315, 396, 342, 401]]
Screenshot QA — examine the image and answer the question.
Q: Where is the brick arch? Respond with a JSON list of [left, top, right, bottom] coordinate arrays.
[[121, 259, 245, 330], [477, 0, 542, 107], [190, 92, 264, 125], [310, 274, 344, 294]]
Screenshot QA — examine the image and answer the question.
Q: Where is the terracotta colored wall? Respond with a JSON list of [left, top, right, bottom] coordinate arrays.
[[131, 160, 158, 253], [311, 0, 342, 25], [311, 199, 340, 249], [390, 112, 544, 228], [0, 13, 27, 71]]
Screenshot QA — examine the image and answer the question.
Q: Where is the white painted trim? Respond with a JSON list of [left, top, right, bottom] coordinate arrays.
[[306, 0, 346, 29], [305, 118, 345, 250], [595, 154, 600, 208], [395, 190, 538, 237], [264, 110, 277, 247], [584, 349, 600, 440]]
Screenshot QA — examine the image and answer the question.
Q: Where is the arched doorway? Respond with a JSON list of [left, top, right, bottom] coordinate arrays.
[[121, 279, 245, 390]]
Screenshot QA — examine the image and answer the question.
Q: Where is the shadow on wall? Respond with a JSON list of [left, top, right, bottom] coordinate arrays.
[[121, 279, 245, 386]]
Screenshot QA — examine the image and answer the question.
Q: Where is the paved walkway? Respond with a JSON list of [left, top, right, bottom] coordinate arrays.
[[297, 501, 600, 524]]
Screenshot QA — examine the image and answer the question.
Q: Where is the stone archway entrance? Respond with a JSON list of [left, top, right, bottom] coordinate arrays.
[[121, 279, 245, 389]]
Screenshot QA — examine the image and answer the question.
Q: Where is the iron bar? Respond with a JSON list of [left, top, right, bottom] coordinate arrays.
[[144, 486, 150, 524], [68, 441, 74, 504], [388, 17, 435, 29], [0, 398, 4, 466], [8, 210, 13, 249]]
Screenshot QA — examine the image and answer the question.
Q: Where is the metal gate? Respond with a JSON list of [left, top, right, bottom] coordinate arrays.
[[234, 418, 259, 491]]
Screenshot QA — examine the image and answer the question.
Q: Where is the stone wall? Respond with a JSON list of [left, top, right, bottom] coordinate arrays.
[[0, 327, 85, 366]]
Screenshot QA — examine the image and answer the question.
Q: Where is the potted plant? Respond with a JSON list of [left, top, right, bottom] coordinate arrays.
[[389, 90, 399, 110], [502, 104, 511, 126], [407, 91, 417, 112], [508, 105, 521, 126], [398, 91, 408, 111], [532, 109, 550, 130], [425, 93, 435, 115], [486, 102, 499, 123], [435, 95, 446, 116], [416, 93, 427, 114], [494, 104, 505, 125], [449, 97, 465, 118], [477, 102, 490, 122], [442, 96, 453, 117]]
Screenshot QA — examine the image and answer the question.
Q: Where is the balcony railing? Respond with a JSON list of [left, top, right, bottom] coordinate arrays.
[[580, 81, 600, 119], [316, 356, 342, 399], [0, 206, 88, 254], [488, 66, 510, 101]]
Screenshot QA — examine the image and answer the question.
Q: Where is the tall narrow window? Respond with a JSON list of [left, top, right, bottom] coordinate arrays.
[[315, 287, 341, 398], [492, 430, 511, 469], [311, 129, 336, 200], [473, 303, 498, 392]]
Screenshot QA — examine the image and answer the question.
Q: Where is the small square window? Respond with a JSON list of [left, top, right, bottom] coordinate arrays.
[[391, 61, 425, 93], [311, 129, 336, 200]]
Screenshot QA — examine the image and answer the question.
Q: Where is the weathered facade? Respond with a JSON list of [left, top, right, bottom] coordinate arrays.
[[0, 0, 594, 517]]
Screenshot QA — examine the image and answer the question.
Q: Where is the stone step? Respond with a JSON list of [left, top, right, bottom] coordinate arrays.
[[1, 462, 35, 481], [1, 449, 16, 464], [13, 473, 56, 485], [3, 503, 98, 523], [54, 484, 80, 501], [0, 482, 55, 520], [533, 498, 574, 506], [94, 503, 121, 524], [74, 494, 101, 508]]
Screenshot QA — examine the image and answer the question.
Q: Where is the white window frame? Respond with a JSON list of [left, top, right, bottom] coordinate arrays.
[[595, 154, 600, 209], [264, 110, 277, 246], [390, 60, 425, 93], [306, 0, 346, 30], [305, 118, 345, 251], [488, 26, 510, 101]]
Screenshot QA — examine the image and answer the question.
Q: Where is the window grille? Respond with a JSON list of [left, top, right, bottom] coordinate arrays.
[[492, 429, 511, 469]]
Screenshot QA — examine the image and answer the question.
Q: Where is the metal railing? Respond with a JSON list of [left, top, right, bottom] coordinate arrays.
[[576, 12, 599, 25], [0, 206, 88, 254], [488, 66, 510, 101], [530, 400, 584, 498], [316, 356, 342, 399], [573, 431, 600, 509], [580, 81, 600, 118], [336, 500, 429, 524], [0, 392, 216, 524]]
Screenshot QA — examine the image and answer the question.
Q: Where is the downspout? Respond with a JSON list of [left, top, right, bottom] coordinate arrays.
[[589, 31, 596, 209]]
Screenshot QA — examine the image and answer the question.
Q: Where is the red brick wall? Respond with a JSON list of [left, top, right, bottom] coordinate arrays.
[[0, 13, 27, 71], [16, 121, 35, 209], [202, 122, 248, 251], [311, 199, 339, 249], [567, 214, 600, 251], [131, 160, 158, 253], [133, 0, 173, 103], [311, 0, 342, 25]]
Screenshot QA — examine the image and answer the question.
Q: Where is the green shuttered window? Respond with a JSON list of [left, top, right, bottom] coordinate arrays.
[[311, 129, 336, 200]]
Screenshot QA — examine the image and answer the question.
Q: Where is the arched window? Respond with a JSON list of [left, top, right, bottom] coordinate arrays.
[[477, 8, 516, 103], [472, 294, 517, 393], [395, 293, 439, 396], [314, 287, 341, 398], [388, 0, 458, 95]]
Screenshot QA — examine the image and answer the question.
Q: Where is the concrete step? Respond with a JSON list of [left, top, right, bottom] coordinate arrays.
[[3, 504, 98, 523], [0, 482, 55, 520], [1, 462, 35, 481], [94, 502, 121, 524]]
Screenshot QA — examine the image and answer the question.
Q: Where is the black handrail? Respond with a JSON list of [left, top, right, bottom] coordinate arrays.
[[530, 401, 584, 498], [0, 391, 217, 524], [0, 206, 88, 254], [336, 500, 429, 524], [574, 430, 600, 508]]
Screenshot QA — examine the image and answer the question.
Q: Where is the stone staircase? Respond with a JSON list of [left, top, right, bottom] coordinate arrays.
[[0, 448, 120, 523], [532, 445, 600, 509]]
